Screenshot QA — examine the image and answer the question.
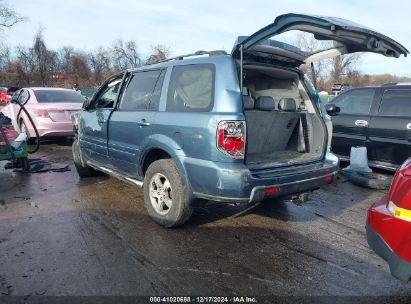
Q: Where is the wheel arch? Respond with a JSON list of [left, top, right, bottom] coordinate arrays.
[[140, 140, 191, 193], [19, 117, 32, 138]]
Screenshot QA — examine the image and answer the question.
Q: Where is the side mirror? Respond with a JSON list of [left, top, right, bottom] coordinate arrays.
[[324, 103, 340, 116], [83, 97, 91, 110], [11, 92, 19, 103]]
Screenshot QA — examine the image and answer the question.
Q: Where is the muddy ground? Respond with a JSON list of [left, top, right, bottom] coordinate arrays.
[[0, 142, 410, 297]]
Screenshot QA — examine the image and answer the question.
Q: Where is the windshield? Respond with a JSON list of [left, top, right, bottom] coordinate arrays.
[[33, 89, 85, 103]]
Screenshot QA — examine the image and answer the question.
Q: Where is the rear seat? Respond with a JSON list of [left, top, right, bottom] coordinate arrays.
[[245, 96, 276, 154], [264, 98, 300, 151], [245, 96, 300, 155]]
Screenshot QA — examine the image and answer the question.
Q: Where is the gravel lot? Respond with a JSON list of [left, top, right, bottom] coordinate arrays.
[[0, 143, 410, 297]]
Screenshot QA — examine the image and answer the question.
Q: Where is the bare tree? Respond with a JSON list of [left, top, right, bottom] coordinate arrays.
[[89, 47, 111, 84], [146, 44, 170, 64], [329, 54, 361, 84], [15, 46, 36, 86], [292, 32, 330, 87], [33, 30, 56, 86], [292, 32, 362, 92], [56, 46, 74, 73], [110, 39, 141, 70], [0, 0, 25, 29]]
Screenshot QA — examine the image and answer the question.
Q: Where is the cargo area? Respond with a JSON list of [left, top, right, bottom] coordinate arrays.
[[242, 65, 326, 167]]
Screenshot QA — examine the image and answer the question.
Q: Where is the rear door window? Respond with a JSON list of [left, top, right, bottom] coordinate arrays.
[[379, 89, 411, 116], [334, 89, 375, 115], [166, 64, 215, 112], [120, 69, 164, 111]]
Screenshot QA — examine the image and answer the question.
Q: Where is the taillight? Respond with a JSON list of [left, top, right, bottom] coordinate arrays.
[[387, 158, 411, 221], [387, 201, 411, 222], [264, 187, 280, 194], [33, 109, 50, 117], [217, 121, 245, 159], [33, 109, 63, 118]]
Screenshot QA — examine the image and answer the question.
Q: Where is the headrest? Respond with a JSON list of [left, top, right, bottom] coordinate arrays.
[[242, 95, 254, 110], [255, 96, 276, 111], [278, 98, 296, 112]]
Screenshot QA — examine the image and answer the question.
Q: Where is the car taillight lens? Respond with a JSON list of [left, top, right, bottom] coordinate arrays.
[[388, 201, 411, 222], [33, 109, 50, 117], [33, 109, 63, 118], [217, 121, 245, 159]]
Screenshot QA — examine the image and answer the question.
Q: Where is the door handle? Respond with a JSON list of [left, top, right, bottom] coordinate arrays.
[[407, 123, 411, 130], [137, 119, 150, 127], [355, 120, 368, 127]]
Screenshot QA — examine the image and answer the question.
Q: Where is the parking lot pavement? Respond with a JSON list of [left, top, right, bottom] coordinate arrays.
[[0, 143, 410, 297]]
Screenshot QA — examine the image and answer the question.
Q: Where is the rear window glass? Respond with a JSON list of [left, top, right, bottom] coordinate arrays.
[[166, 64, 214, 112], [120, 70, 164, 111], [379, 89, 411, 116], [34, 90, 85, 103]]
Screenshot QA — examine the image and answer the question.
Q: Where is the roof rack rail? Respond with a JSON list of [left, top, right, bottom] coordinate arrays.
[[156, 50, 227, 64], [382, 82, 411, 86]]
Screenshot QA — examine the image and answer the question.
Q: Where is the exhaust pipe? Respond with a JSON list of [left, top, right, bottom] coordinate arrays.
[[284, 192, 309, 205]]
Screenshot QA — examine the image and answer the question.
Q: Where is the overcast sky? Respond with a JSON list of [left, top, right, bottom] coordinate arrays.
[[5, 0, 411, 76]]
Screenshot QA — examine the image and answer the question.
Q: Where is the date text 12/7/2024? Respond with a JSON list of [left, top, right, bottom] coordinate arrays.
[[149, 297, 257, 303]]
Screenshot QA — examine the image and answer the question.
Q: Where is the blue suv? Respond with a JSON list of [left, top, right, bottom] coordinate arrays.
[[72, 14, 407, 227]]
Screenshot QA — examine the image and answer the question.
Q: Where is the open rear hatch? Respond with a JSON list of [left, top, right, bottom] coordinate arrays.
[[234, 14, 408, 169], [232, 13, 408, 67]]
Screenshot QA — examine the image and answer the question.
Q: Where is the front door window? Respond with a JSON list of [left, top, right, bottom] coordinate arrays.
[[93, 77, 123, 109]]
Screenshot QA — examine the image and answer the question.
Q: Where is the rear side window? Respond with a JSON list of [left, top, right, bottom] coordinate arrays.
[[379, 89, 411, 116], [166, 64, 214, 112], [120, 69, 164, 111], [334, 89, 375, 115]]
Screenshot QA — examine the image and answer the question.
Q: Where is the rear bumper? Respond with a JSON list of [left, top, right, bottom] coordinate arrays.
[[185, 151, 339, 203], [27, 119, 74, 138], [366, 224, 411, 282]]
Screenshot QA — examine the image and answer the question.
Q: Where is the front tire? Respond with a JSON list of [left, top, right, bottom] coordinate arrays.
[[143, 159, 193, 228], [72, 138, 97, 178]]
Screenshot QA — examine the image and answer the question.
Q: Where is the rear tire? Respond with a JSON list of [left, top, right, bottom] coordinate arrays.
[[72, 138, 97, 178], [143, 159, 193, 228], [19, 120, 29, 138], [20, 120, 35, 145]]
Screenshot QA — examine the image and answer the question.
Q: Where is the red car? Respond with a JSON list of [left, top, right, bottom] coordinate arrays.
[[0, 86, 20, 106], [367, 158, 411, 282]]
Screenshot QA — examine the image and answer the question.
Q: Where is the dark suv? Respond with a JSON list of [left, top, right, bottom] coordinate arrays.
[[71, 14, 407, 227], [326, 84, 411, 170]]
